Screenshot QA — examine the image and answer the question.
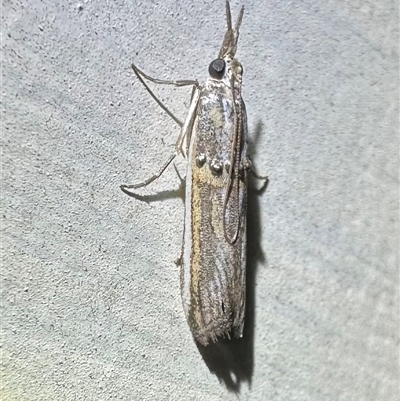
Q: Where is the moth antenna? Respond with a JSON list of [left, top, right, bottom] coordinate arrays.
[[225, 0, 232, 31]]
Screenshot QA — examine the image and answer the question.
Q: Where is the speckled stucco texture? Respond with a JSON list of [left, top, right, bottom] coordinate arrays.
[[1, 1, 399, 400]]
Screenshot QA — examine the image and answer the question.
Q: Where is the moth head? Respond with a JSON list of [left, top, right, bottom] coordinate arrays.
[[208, 57, 243, 83]]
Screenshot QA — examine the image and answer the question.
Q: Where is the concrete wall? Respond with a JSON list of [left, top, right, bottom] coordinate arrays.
[[2, 0, 398, 400]]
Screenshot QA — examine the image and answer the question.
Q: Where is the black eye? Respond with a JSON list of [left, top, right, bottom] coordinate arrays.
[[208, 59, 225, 79]]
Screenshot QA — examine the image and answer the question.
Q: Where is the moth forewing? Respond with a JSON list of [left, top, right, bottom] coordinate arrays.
[[180, 3, 249, 346]]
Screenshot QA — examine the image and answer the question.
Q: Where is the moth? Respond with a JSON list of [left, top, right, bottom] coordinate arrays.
[[122, 1, 264, 346]]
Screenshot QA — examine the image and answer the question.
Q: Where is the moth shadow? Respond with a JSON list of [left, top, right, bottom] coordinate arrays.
[[196, 120, 268, 392]]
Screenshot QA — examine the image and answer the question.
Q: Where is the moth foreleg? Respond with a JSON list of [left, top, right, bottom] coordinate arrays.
[[132, 63, 199, 128], [132, 63, 198, 88]]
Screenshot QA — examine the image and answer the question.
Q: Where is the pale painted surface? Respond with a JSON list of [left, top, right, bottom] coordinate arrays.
[[2, 0, 398, 400]]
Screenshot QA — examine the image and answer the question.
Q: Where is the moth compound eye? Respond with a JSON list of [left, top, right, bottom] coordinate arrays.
[[208, 59, 225, 79]]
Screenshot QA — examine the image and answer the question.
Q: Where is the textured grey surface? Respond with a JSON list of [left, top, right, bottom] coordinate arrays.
[[1, 0, 399, 400]]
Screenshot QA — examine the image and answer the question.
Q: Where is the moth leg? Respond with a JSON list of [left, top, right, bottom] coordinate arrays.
[[120, 122, 185, 192], [176, 85, 201, 158], [132, 63, 199, 128], [250, 169, 268, 180], [132, 63, 198, 88], [120, 88, 199, 193], [241, 156, 268, 180], [174, 253, 182, 267], [121, 65, 200, 194], [251, 169, 269, 194], [172, 164, 185, 185], [240, 156, 269, 195], [174, 236, 184, 270], [120, 152, 177, 192]]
